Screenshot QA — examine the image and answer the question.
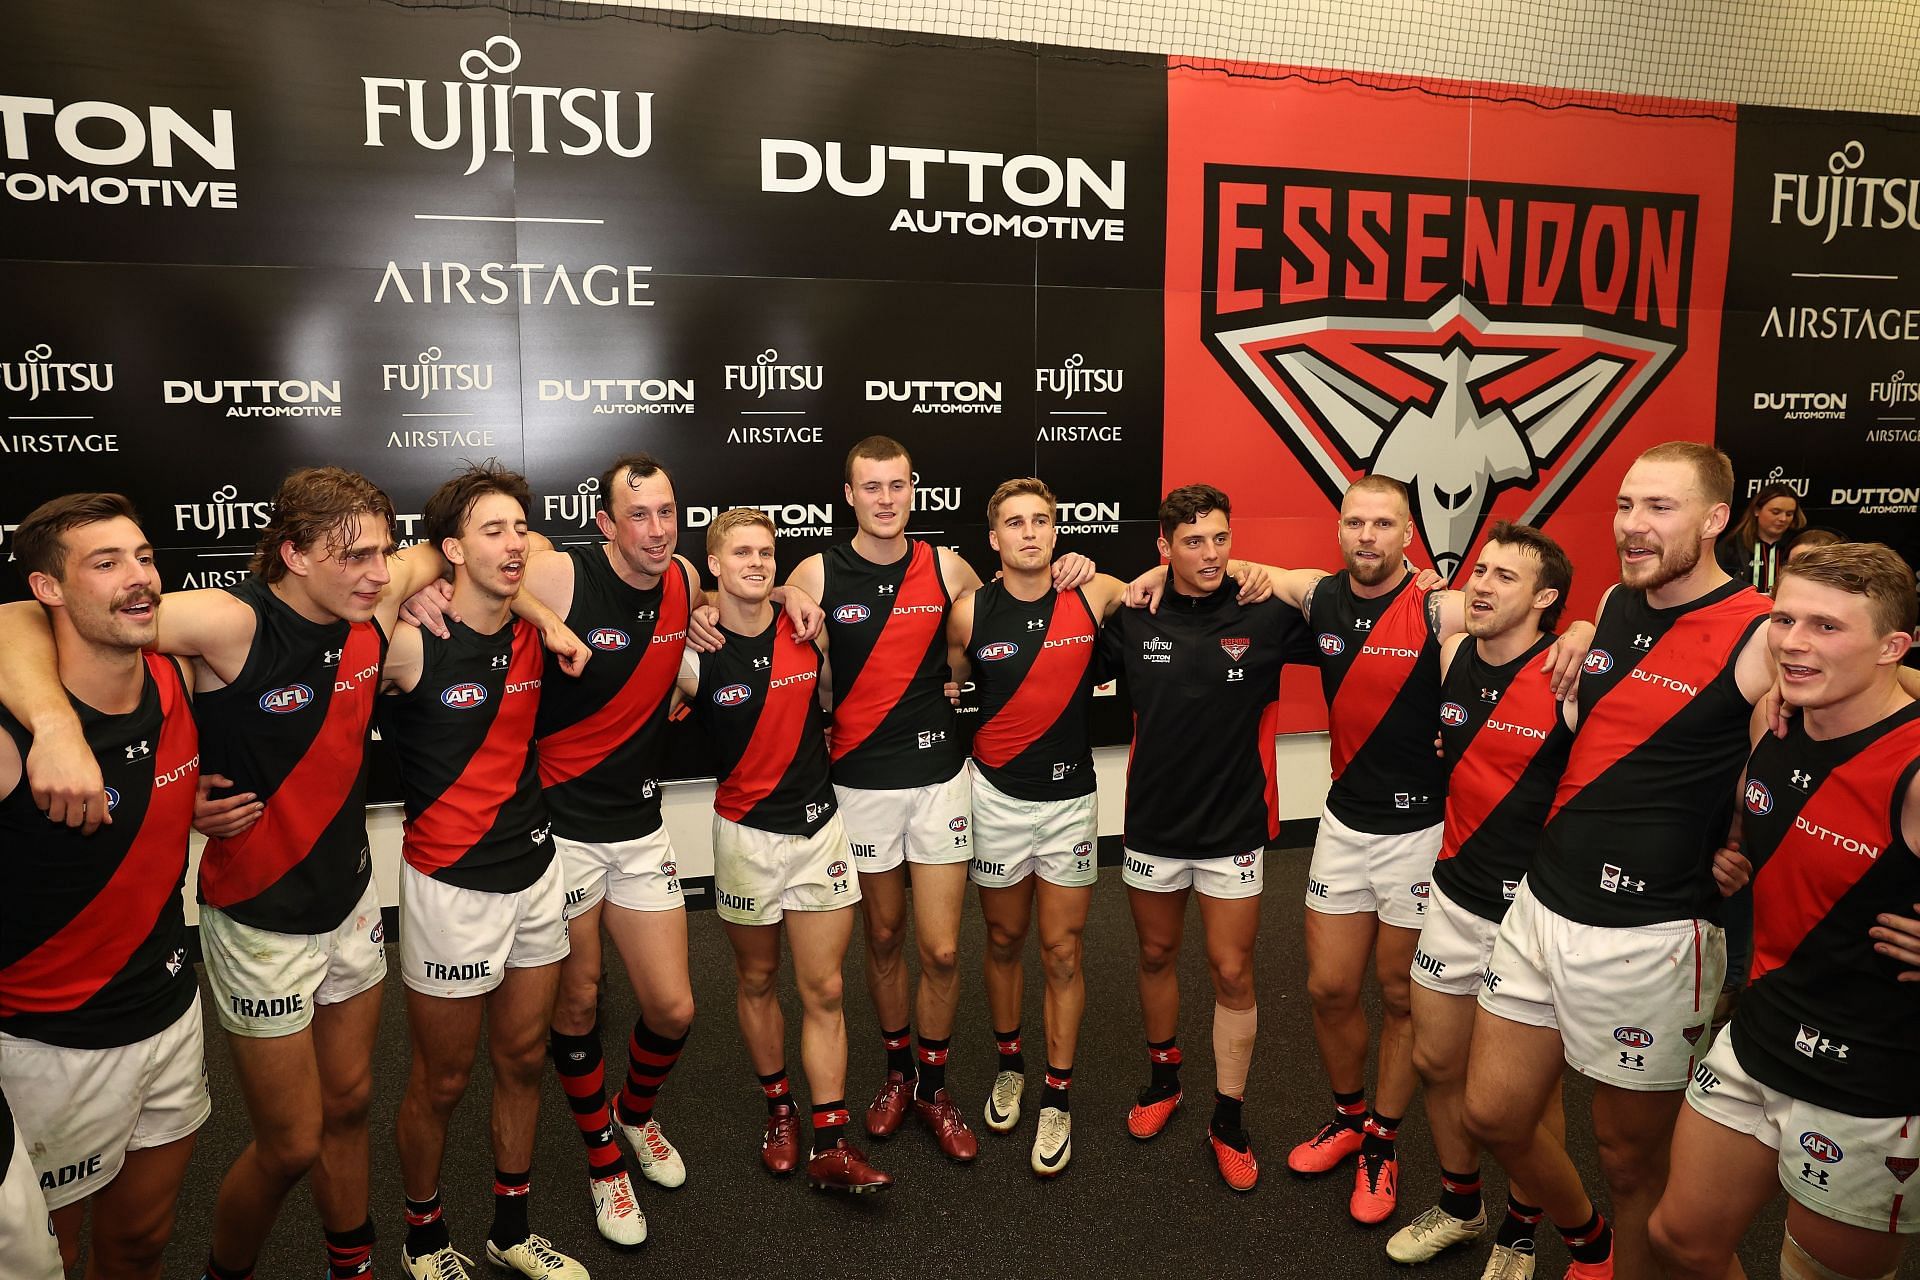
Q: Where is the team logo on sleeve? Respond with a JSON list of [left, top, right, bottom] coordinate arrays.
[[440, 682, 488, 709], [832, 603, 871, 624], [713, 683, 754, 706], [1439, 701, 1468, 727], [587, 627, 631, 651], [1317, 633, 1345, 656], [1743, 778, 1774, 816], [1220, 637, 1250, 661], [976, 641, 1019, 661], [260, 682, 314, 713]]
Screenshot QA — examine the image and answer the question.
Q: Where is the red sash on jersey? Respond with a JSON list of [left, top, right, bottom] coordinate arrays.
[[1549, 590, 1768, 821], [538, 563, 688, 786], [1442, 661, 1561, 860], [1327, 584, 1430, 781], [716, 613, 816, 822], [1751, 718, 1920, 981], [830, 541, 944, 762], [0, 653, 197, 1014], [199, 621, 381, 908], [971, 590, 1095, 770], [405, 621, 542, 875]]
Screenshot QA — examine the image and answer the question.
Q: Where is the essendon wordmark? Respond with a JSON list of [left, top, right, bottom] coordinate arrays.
[[1204, 167, 1697, 577]]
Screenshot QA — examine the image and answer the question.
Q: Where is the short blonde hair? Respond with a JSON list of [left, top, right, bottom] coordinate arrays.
[[986, 477, 1055, 527], [1639, 441, 1734, 508], [706, 507, 776, 558]]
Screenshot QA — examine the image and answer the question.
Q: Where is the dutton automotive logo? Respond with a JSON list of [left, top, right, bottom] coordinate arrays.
[[0, 92, 238, 210], [1205, 168, 1694, 579]]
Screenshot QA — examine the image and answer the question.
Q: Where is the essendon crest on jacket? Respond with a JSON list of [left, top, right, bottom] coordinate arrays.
[[1203, 166, 1695, 578]]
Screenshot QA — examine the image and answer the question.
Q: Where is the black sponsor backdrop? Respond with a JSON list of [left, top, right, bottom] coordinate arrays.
[[1717, 107, 1920, 570], [1, 0, 1166, 762]]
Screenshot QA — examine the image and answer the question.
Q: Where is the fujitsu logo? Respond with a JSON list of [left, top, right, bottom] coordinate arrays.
[[1205, 166, 1693, 579], [724, 349, 823, 398], [381, 346, 494, 400], [174, 484, 273, 540], [362, 35, 653, 177], [1771, 141, 1920, 244], [1871, 370, 1920, 405], [542, 478, 601, 529], [1, 345, 114, 400], [1035, 354, 1124, 398]]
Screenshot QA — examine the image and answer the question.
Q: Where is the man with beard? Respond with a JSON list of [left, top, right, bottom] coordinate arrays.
[[1463, 442, 1777, 1280], [1387, 523, 1575, 1275], [0, 494, 204, 1279]]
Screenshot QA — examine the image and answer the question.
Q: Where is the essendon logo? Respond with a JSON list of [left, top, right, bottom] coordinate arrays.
[[441, 682, 488, 709], [1204, 166, 1694, 578], [259, 683, 314, 714], [1220, 637, 1250, 661], [1887, 1157, 1918, 1183]]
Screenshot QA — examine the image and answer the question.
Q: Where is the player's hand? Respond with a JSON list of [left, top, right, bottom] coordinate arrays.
[[784, 589, 824, 643], [27, 721, 110, 833], [944, 679, 962, 707], [1872, 906, 1920, 980], [1230, 560, 1274, 604], [1433, 730, 1444, 760], [1762, 678, 1794, 738], [1126, 564, 1168, 613], [687, 604, 726, 653], [541, 620, 591, 677], [1711, 846, 1753, 896], [1052, 552, 1096, 592], [1412, 567, 1447, 592], [195, 773, 263, 839], [400, 578, 458, 639], [1542, 619, 1596, 701]]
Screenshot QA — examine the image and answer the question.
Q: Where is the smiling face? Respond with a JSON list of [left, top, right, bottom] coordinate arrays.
[[444, 491, 529, 602], [598, 465, 677, 580], [1769, 575, 1911, 711], [845, 454, 913, 541], [1757, 495, 1799, 541], [989, 493, 1056, 574], [1464, 540, 1555, 641], [1338, 487, 1412, 587], [710, 522, 777, 605], [33, 515, 162, 651], [1158, 508, 1231, 596], [1614, 457, 1724, 592], [289, 511, 394, 624]]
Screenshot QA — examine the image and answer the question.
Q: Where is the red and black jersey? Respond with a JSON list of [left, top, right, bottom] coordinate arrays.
[[1533, 580, 1769, 927], [819, 540, 959, 789], [0, 653, 198, 1050], [1436, 634, 1573, 922], [967, 581, 1099, 802], [535, 547, 690, 842], [194, 577, 385, 934], [1099, 581, 1316, 857], [380, 618, 552, 894], [1727, 704, 1920, 1116], [688, 606, 836, 836], [1305, 572, 1447, 835]]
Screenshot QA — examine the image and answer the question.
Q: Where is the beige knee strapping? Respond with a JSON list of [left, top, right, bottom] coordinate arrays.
[[1780, 1227, 1897, 1280], [1212, 1002, 1257, 1098]]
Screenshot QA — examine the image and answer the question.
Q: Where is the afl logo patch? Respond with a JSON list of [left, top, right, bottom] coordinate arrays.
[[1439, 701, 1468, 727], [1072, 840, 1094, 858], [833, 603, 871, 624], [259, 683, 314, 714], [1613, 1026, 1655, 1049], [1233, 852, 1257, 867], [713, 683, 754, 706], [441, 682, 489, 709], [948, 816, 969, 833], [662, 861, 678, 877], [1411, 880, 1430, 899], [369, 919, 385, 945], [827, 860, 848, 878], [103, 786, 121, 813], [1583, 649, 1614, 675], [588, 628, 631, 652], [1317, 633, 1344, 656], [975, 641, 1018, 661], [1744, 779, 1774, 816], [1799, 1131, 1843, 1164]]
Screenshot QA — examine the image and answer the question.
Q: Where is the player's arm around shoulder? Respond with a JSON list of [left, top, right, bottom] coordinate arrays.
[[380, 622, 426, 695], [937, 545, 984, 600], [1439, 629, 1471, 681], [1082, 572, 1130, 623], [785, 550, 826, 602], [523, 542, 579, 619], [1733, 605, 1780, 707]]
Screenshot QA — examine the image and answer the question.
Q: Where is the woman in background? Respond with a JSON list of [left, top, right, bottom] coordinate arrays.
[[1718, 482, 1806, 594]]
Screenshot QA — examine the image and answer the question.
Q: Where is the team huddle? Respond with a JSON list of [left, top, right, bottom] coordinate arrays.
[[0, 434, 1915, 1280]]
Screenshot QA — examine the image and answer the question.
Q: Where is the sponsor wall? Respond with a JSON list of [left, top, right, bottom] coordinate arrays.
[[2, 2, 1916, 763]]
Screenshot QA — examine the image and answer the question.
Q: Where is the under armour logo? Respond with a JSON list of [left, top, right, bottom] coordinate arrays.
[[1353, 618, 1373, 631], [636, 609, 657, 621], [1791, 768, 1814, 789], [490, 653, 510, 670], [1618, 1052, 1645, 1070], [1633, 633, 1654, 650], [752, 655, 771, 670], [1026, 617, 1047, 631], [1226, 668, 1245, 682], [877, 583, 896, 596], [1800, 1164, 1830, 1189], [125, 740, 150, 760], [1480, 688, 1500, 703], [322, 648, 343, 666]]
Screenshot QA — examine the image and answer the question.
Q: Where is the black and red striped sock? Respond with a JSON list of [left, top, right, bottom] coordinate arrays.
[[203, 1256, 253, 1280], [993, 1026, 1024, 1074], [1042, 1065, 1073, 1112], [616, 1017, 687, 1128], [1361, 1111, 1400, 1159], [1141, 1037, 1182, 1101], [551, 1026, 629, 1181], [914, 1035, 951, 1101], [489, 1169, 531, 1249], [882, 1025, 915, 1078], [1559, 1209, 1612, 1265], [323, 1220, 376, 1279], [1438, 1165, 1483, 1220], [1497, 1195, 1544, 1252], [1332, 1088, 1368, 1132], [759, 1067, 794, 1115], [812, 1099, 850, 1152], [403, 1190, 449, 1258]]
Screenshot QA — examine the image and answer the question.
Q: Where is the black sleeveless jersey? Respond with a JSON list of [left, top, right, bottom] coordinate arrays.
[[1436, 634, 1572, 922], [689, 607, 836, 836], [380, 618, 552, 894], [1099, 581, 1315, 857], [819, 540, 960, 789], [194, 577, 384, 933], [1727, 704, 1920, 1116], [535, 548, 690, 842], [967, 581, 1099, 802], [1533, 580, 1769, 927], [1305, 572, 1447, 835], [0, 653, 198, 1049]]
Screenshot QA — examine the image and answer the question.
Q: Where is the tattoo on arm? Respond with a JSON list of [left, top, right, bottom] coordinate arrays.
[[1425, 590, 1445, 636]]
